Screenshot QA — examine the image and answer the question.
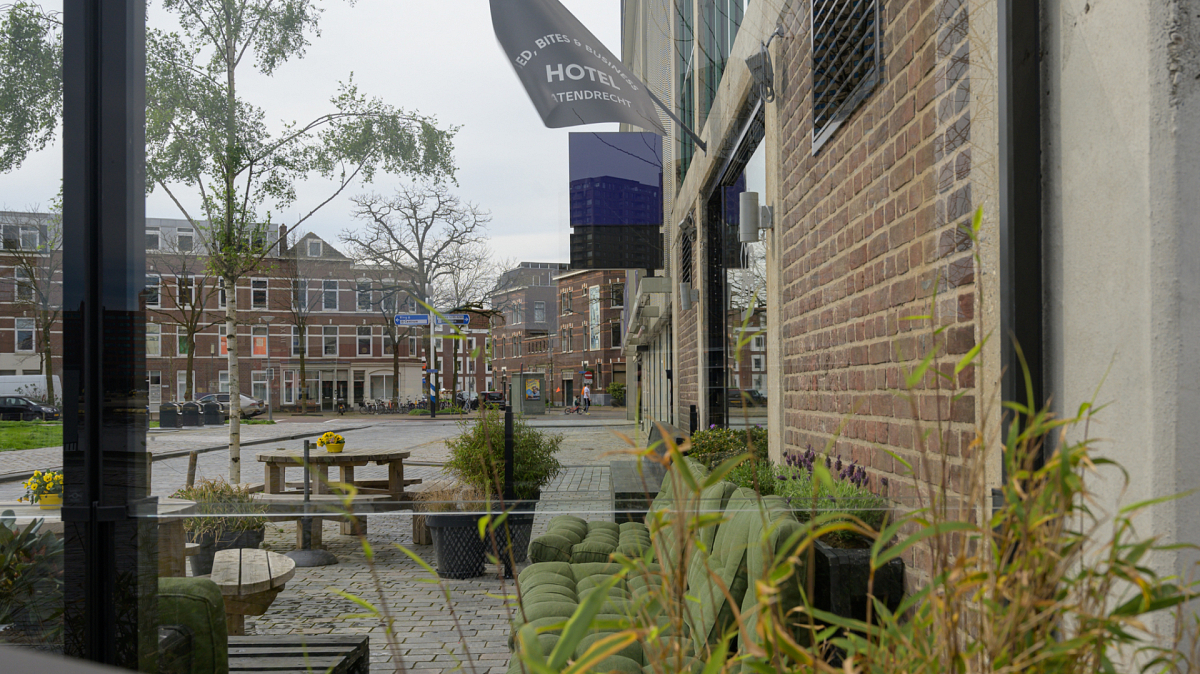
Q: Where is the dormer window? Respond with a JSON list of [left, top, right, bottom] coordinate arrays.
[[308, 240, 322, 257]]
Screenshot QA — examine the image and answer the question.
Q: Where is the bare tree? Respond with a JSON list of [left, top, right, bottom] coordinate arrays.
[[354, 265, 418, 408], [148, 228, 222, 402], [428, 241, 496, 405], [272, 232, 343, 415], [0, 207, 61, 404], [340, 183, 490, 405]]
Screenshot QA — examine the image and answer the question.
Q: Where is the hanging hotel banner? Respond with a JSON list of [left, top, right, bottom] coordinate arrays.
[[490, 0, 667, 134]]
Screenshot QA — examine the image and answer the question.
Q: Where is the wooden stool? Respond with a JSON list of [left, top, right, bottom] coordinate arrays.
[[210, 548, 295, 636]]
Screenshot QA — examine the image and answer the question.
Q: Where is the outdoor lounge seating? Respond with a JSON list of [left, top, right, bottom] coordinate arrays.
[[158, 576, 369, 673], [514, 459, 809, 673]]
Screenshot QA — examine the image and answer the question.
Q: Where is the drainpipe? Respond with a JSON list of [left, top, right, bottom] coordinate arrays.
[[998, 0, 1044, 481]]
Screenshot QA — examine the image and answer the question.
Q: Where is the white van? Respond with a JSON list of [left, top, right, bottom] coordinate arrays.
[[0, 375, 62, 403]]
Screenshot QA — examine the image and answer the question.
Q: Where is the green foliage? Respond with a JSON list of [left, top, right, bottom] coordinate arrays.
[[606, 381, 626, 406], [687, 425, 768, 468], [0, 2, 60, 173], [172, 478, 266, 537], [444, 408, 563, 500], [0, 510, 63, 639], [770, 465, 889, 532]]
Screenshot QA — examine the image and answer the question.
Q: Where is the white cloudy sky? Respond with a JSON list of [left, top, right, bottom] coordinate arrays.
[[0, 0, 623, 263]]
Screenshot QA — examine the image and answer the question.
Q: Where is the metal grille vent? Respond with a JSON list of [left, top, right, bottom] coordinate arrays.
[[679, 228, 694, 284], [812, 0, 880, 153]]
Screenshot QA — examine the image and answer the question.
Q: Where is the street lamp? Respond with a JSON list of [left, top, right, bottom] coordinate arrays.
[[260, 315, 274, 422]]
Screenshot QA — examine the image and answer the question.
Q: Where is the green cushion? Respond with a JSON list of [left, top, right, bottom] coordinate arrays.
[[519, 562, 573, 586], [576, 574, 626, 595], [548, 515, 589, 543], [572, 540, 616, 563], [516, 601, 581, 624], [523, 584, 578, 603], [738, 497, 808, 657], [571, 561, 627, 579], [619, 521, 648, 535], [588, 520, 620, 536], [158, 577, 229, 674], [576, 631, 643, 664], [508, 616, 569, 649], [590, 655, 644, 674], [528, 533, 574, 564]]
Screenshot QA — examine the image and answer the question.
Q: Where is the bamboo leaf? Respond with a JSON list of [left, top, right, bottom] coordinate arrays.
[[548, 574, 624, 669]]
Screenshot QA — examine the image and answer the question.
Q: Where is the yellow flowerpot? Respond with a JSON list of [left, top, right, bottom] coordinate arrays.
[[326, 442, 345, 454], [39, 493, 62, 509]]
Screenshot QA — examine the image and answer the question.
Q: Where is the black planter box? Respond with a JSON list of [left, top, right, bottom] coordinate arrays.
[[189, 528, 264, 576], [427, 499, 539, 578], [812, 539, 905, 623]]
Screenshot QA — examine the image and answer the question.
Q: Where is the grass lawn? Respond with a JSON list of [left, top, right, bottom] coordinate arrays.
[[0, 421, 63, 451]]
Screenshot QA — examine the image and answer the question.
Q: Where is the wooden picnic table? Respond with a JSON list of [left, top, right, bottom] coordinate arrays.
[[256, 446, 421, 501], [210, 548, 295, 636]]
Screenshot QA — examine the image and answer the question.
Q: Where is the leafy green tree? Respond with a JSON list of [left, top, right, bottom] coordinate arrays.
[[145, 0, 457, 481], [0, 2, 60, 173]]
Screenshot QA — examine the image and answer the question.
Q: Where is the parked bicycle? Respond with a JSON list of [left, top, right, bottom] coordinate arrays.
[[564, 397, 585, 415]]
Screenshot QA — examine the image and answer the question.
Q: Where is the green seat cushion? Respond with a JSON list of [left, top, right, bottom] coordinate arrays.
[[572, 540, 616, 563], [515, 600, 581, 624], [571, 561, 627, 579], [590, 655, 644, 674], [522, 584, 578, 603], [528, 533, 574, 563], [575, 574, 626, 595], [587, 520, 620, 536], [619, 521, 648, 535], [519, 562, 573, 586], [508, 616, 569, 649], [158, 577, 229, 674], [548, 515, 589, 543], [576, 631, 643, 664]]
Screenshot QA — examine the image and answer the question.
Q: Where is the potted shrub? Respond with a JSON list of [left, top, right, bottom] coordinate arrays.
[[435, 408, 564, 572], [420, 484, 492, 579], [173, 478, 267, 576], [0, 511, 64, 641]]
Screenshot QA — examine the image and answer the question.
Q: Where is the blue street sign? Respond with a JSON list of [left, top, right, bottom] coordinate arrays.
[[424, 369, 439, 374], [434, 313, 471, 326], [395, 314, 430, 326]]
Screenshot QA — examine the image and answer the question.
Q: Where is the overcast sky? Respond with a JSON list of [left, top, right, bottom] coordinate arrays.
[[0, 0, 623, 263]]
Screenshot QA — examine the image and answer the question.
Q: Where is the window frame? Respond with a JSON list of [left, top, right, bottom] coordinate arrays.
[[356, 280, 372, 312], [251, 325, 268, 357], [145, 274, 160, 308], [308, 239, 322, 257], [323, 325, 339, 356], [146, 323, 161, 357], [251, 277, 268, 309], [534, 301, 546, 324], [322, 279, 338, 311], [14, 318, 34, 352], [357, 326, 372, 356]]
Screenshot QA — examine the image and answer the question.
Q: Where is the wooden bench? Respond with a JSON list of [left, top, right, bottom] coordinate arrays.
[[253, 492, 397, 545], [210, 548, 295, 636], [228, 635, 369, 674]]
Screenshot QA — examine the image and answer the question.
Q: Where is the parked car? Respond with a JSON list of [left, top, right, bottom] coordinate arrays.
[[481, 391, 506, 409], [197, 393, 266, 419], [727, 389, 763, 408], [0, 396, 60, 421]]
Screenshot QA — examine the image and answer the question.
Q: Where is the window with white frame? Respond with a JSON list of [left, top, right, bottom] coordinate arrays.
[[252, 326, 267, 357], [177, 334, 191, 356], [146, 228, 159, 251], [322, 280, 338, 310], [146, 323, 161, 357], [218, 371, 229, 393], [218, 277, 226, 308], [384, 332, 395, 355], [251, 370, 267, 401], [408, 335, 417, 355], [176, 370, 194, 402], [14, 318, 34, 352], [176, 275, 195, 308], [176, 228, 193, 252], [219, 325, 228, 356], [357, 281, 372, 312], [381, 283, 397, 313], [308, 239, 322, 257], [145, 274, 160, 308], [323, 326, 338, 356], [14, 268, 32, 303], [610, 283, 625, 308], [148, 370, 162, 404], [251, 278, 268, 309], [357, 326, 371, 356], [752, 355, 764, 371], [283, 370, 297, 404], [753, 335, 765, 350], [534, 301, 546, 324]]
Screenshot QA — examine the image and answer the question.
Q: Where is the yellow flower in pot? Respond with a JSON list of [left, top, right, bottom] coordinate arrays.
[[317, 431, 345, 453], [20, 469, 64, 509]]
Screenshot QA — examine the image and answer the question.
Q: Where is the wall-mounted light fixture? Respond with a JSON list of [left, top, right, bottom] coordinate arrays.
[[739, 192, 775, 243]]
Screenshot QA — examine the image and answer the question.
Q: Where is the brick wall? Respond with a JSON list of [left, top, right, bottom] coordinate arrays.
[[675, 230, 700, 428], [777, 0, 979, 581]]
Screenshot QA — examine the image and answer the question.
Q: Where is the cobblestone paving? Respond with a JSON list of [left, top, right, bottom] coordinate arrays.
[[238, 463, 616, 674]]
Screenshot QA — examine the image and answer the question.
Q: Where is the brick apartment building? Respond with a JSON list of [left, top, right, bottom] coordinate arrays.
[[0, 213, 492, 410], [490, 263, 628, 406]]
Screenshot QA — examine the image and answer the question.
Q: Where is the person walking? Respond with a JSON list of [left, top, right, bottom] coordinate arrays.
[[582, 383, 591, 414]]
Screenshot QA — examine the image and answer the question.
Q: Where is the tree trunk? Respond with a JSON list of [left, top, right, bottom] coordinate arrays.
[[298, 324, 307, 415], [226, 276, 242, 483], [41, 313, 55, 406], [184, 335, 195, 401]]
